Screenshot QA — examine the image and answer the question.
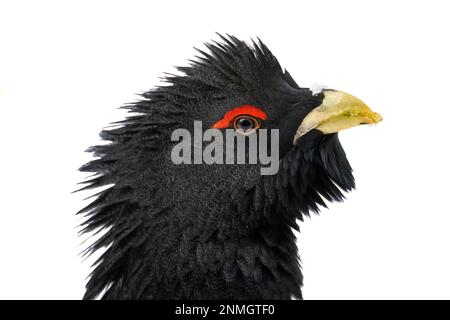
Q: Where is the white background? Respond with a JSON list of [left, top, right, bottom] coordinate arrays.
[[1, 0, 449, 299]]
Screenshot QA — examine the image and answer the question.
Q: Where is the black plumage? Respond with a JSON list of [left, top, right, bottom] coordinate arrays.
[[78, 35, 357, 299]]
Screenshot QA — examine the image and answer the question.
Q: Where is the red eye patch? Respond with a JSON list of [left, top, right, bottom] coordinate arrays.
[[212, 105, 267, 129]]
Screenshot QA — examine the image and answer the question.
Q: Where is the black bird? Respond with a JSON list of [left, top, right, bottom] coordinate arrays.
[[78, 35, 382, 299]]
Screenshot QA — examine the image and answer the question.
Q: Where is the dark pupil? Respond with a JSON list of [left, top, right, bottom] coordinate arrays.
[[237, 117, 254, 131]]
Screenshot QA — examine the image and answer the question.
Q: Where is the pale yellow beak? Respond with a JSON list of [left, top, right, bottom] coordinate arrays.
[[294, 90, 382, 144]]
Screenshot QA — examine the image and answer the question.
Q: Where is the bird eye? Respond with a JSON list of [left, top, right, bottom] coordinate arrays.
[[233, 115, 260, 134]]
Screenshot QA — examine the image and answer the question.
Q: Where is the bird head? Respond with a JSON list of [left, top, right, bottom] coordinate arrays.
[[79, 35, 381, 299]]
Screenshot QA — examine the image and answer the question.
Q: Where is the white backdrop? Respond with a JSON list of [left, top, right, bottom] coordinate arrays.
[[1, 0, 449, 299]]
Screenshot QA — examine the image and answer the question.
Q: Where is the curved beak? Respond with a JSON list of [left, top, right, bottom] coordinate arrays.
[[294, 90, 382, 144]]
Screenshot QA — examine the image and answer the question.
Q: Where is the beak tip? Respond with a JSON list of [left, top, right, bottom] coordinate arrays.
[[372, 112, 383, 123]]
